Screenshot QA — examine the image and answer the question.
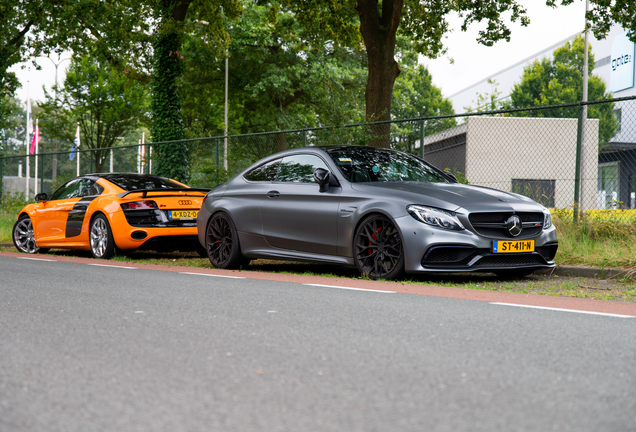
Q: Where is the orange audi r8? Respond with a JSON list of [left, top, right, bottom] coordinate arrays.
[[12, 173, 210, 259]]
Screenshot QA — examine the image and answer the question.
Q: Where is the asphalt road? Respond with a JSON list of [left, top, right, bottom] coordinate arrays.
[[1, 255, 635, 432]]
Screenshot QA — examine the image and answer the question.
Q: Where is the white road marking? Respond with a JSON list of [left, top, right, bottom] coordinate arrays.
[[87, 264, 138, 269], [491, 302, 635, 318], [179, 272, 245, 279], [303, 283, 396, 293], [16, 257, 56, 262]]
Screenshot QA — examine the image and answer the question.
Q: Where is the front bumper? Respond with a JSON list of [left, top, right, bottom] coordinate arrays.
[[396, 215, 558, 274]]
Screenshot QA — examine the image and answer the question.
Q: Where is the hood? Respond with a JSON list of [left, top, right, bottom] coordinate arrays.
[[350, 182, 543, 213]]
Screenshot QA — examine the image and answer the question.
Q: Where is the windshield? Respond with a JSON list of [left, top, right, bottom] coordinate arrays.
[[326, 147, 450, 183]]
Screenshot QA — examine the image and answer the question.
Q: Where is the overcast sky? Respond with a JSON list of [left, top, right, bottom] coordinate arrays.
[[424, 1, 587, 97], [11, 1, 587, 105]]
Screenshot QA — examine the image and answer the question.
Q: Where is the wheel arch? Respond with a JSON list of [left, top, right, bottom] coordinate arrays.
[[88, 210, 121, 250], [351, 209, 404, 251]]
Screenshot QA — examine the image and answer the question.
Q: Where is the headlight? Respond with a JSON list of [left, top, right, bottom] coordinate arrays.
[[543, 210, 552, 229], [407, 205, 464, 231]]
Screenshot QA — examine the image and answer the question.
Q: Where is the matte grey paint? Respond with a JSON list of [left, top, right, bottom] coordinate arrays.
[[197, 147, 558, 274]]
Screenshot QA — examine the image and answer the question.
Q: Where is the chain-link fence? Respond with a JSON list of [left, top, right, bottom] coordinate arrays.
[[2, 96, 636, 225]]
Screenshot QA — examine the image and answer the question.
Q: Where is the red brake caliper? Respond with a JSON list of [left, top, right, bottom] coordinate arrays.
[[369, 227, 382, 255]]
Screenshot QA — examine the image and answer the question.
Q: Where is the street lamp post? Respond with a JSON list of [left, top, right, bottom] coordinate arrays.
[[39, 55, 71, 183]]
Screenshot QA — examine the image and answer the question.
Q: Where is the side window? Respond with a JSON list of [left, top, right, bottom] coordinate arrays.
[[87, 182, 104, 196], [276, 154, 330, 183], [244, 159, 281, 182], [49, 179, 99, 200]]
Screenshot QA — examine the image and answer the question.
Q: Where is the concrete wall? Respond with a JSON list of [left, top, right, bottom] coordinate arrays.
[[2, 177, 54, 198], [465, 116, 599, 210]]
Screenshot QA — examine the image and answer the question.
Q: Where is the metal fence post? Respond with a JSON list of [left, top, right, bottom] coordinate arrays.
[[39, 153, 43, 194], [0, 156, 3, 201], [419, 119, 425, 159], [573, 103, 584, 223], [216, 138, 220, 168]]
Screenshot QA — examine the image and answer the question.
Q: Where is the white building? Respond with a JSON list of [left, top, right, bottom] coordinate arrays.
[[441, 25, 636, 210]]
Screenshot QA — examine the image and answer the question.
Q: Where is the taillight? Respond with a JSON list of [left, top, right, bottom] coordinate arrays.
[[202, 194, 210, 205], [121, 200, 158, 210]]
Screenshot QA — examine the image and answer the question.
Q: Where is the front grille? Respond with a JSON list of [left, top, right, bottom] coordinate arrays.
[[537, 243, 558, 262], [474, 254, 546, 267], [421, 245, 553, 270], [468, 211, 544, 239], [424, 246, 475, 264]]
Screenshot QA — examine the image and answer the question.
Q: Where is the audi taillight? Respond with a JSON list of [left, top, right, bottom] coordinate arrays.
[[121, 200, 158, 210]]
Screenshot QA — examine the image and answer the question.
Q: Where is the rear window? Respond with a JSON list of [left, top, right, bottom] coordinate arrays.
[[105, 175, 187, 191], [244, 159, 281, 182]]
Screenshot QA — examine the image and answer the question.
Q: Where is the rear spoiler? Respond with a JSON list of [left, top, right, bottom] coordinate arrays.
[[117, 188, 211, 199]]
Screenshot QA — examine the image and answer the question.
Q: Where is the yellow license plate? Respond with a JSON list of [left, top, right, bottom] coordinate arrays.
[[493, 239, 534, 253], [169, 210, 198, 220]]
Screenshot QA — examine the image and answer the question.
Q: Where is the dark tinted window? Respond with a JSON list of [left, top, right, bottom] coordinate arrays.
[[105, 174, 186, 191], [276, 155, 330, 183], [50, 179, 102, 200], [244, 159, 281, 182], [326, 147, 449, 183]]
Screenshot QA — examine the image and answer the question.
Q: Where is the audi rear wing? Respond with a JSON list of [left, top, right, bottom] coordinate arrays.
[[117, 188, 211, 199]]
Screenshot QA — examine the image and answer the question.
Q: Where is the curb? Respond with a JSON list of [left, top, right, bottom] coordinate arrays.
[[536, 266, 634, 279], [2, 242, 632, 280]]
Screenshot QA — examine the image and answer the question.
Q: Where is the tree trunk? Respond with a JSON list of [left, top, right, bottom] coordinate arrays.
[[355, 0, 403, 148], [151, 0, 192, 182]]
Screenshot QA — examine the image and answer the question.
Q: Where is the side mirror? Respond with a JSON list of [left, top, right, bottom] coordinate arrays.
[[314, 168, 330, 193], [35, 193, 48, 202]]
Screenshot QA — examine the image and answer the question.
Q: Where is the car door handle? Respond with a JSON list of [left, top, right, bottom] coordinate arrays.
[[267, 190, 280, 198]]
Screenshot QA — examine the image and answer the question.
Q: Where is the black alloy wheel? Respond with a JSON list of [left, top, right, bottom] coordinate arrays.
[[206, 212, 247, 269], [354, 214, 405, 280]]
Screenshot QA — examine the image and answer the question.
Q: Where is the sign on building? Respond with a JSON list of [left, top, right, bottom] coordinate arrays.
[[610, 32, 635, 93]]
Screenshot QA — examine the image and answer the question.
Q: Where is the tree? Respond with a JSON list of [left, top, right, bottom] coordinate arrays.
[[180, 1, 367, 136], [391, 49, 456, 153], [463, 79, 511, 113], [40, 56, 149, 173], [283, 0, 532, 147], [553, 0, 636, 44], [509, 35, 617, 149]]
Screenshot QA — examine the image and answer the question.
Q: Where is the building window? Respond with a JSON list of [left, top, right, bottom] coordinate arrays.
[[511, 179, 555, 207], [614, 108, 622, 133], [597, 163, 620, 209]]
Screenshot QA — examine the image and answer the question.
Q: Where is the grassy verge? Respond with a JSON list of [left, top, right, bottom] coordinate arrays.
[[2, 200, 636, 302]]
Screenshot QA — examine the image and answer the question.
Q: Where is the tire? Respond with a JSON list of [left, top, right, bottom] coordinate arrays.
[[205, 212, 246, 269], [12, 215, 48, 254], [353, 214, 405, 280], [90, 214, 116, 259]]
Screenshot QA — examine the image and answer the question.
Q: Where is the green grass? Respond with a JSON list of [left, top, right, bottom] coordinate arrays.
[[0, 192, 28, 244], [2, 198, 636, 302]]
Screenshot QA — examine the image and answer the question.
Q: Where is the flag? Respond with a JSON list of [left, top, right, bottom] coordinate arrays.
[[75, 124, 81, 148], [26, 97, 33, 136], [29, 121, 39, 155], [70, 124, 80, 161]]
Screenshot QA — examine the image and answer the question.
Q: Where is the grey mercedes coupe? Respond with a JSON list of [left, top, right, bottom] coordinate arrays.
[[197, 146, 558, 280]]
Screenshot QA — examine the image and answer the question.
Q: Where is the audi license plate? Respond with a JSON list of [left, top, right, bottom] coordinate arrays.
[[169, 210, 198, 220], [492, 240, 534, 253]]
